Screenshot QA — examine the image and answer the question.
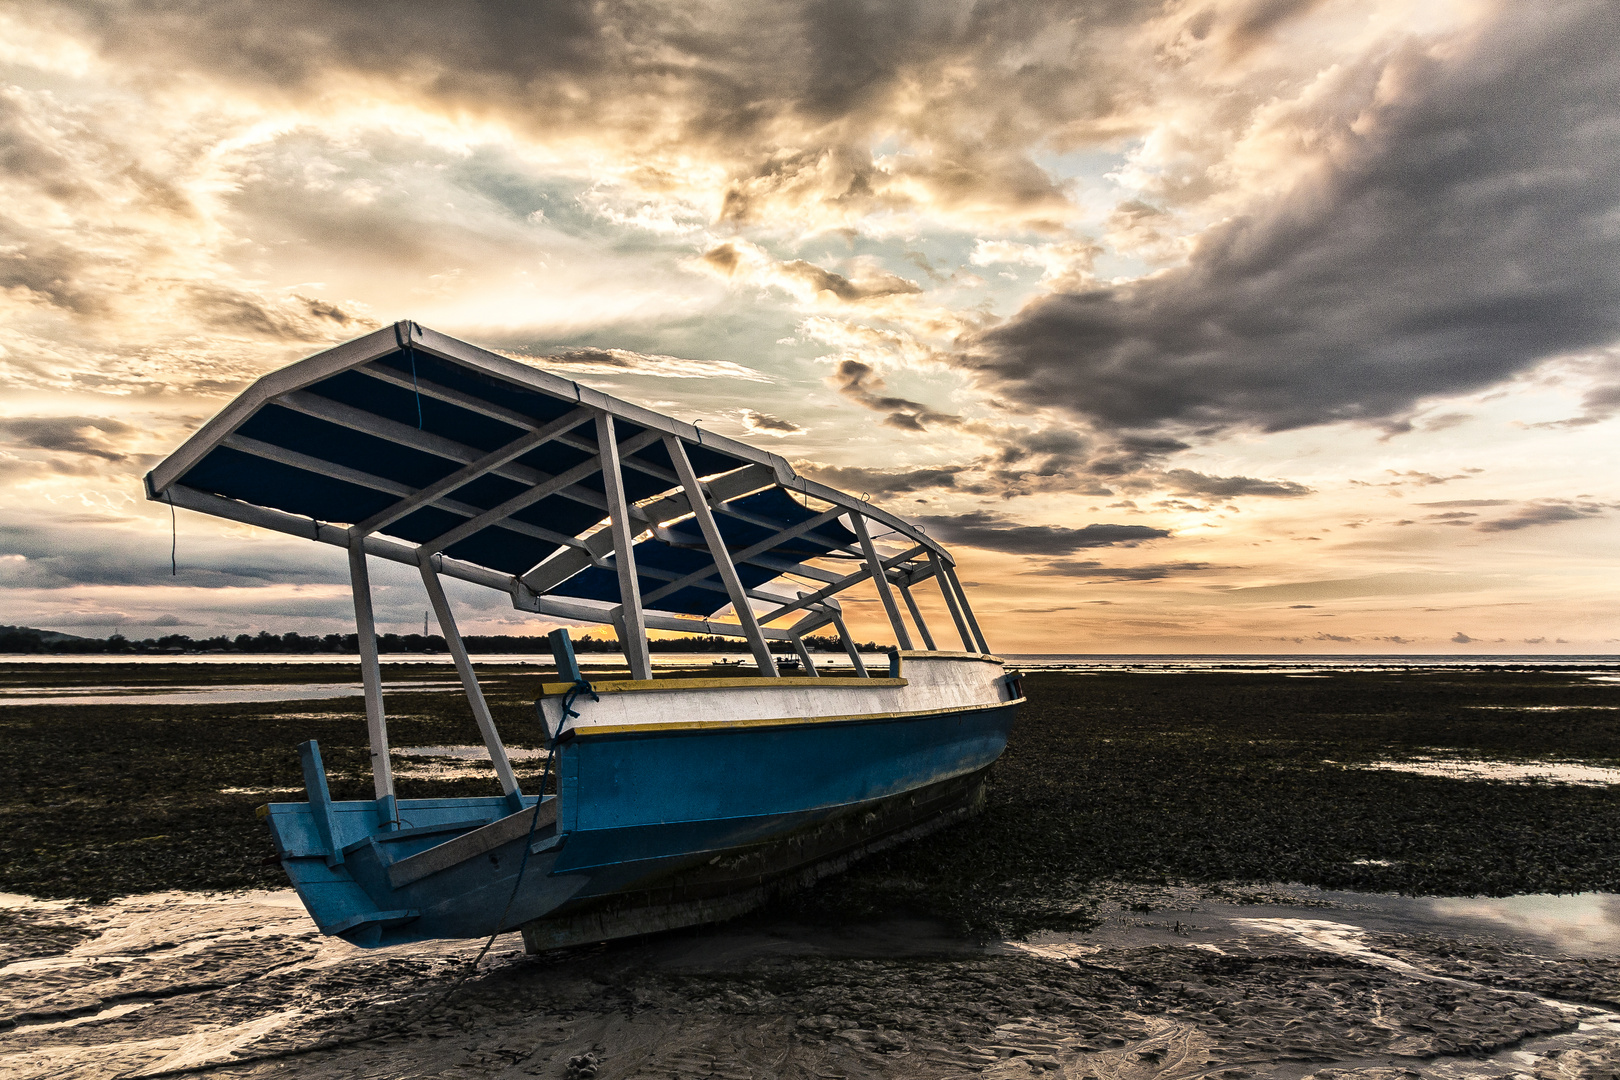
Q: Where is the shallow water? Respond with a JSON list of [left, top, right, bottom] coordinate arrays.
[[1349, 756, 1620, 786], [0, 679, 463, 706]]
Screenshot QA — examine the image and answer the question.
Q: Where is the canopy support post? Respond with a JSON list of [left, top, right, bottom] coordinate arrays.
[[664, 435, 778, 677], [850, 514, 913, 651], [347, 534, 395, 824], [898, 583, 937, 651], [942, 560, 989, 654], [419, 554, 523, 812], [790, 635, 819, 675], [830, 612, 869, 677], [929, 551, 976, 651], [598, 413, 653, 680]]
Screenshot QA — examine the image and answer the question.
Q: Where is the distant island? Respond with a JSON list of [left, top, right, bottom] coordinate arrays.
[[0, 625, 881, 656]]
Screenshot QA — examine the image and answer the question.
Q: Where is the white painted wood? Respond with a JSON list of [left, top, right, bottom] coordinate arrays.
[[898, 582, 938, 651], [598, 414, 653, 680], [850, 514, 914, 650], [929, 550, 976, 651], [348, 535, 394, 802], [665, 436, 779, 676], [419, 553, 521, 803], [537, 655, 1012, 739]]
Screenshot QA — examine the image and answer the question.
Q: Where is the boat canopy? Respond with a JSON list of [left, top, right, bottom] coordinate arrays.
[[146, 323, 989, 683]]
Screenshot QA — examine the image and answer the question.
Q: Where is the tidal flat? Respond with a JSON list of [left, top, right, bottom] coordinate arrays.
[[4, 664, 1620, 1079]]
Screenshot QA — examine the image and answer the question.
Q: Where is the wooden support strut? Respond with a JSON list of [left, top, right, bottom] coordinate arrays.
[[942, 560, 990, 654], [664, 436, 778, 677], [598, 414, 653, 680], [850, 514, 914, 651], [829, 611, 869, 677], [419, 553, 524, 811], [347, 535, 396, 818], [929, 550, 976, 651], [898, 582, 938, 651]]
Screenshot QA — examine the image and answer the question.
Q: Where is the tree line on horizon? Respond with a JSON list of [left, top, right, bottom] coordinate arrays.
[[0, 625, 884, 656]]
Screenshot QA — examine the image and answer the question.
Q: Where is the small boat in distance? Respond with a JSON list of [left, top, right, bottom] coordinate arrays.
[[144, 322, 1022, 950]]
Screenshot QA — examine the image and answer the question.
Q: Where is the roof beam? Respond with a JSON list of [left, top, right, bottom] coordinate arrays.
[[276, 391, 628, 518], [518, 462, 775, 594], [754, 544, 925, 626], [359, 364, 679, 485], [419, 427, 661, 555], [640, 505, 845, 607], [353, 406, 593, 535], [219, 433, 586, 552]]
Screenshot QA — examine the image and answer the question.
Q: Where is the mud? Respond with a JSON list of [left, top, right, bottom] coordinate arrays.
[[6, 884, 1620, 1079]]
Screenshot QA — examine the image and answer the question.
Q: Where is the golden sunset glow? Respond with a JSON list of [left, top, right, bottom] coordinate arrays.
[[2, 0, 1616, 652]]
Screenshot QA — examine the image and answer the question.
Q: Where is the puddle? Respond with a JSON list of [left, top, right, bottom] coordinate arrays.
[[0, 680, 463, 707], [1346, 756, 1620, 786], [1467, 704, 1620, 711]]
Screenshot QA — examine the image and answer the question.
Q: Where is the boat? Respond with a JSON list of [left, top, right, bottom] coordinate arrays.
[[144, 322, 1023, 950]]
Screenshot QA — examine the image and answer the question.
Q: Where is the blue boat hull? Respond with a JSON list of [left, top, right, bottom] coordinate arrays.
[[264, 698, 1018, 949]]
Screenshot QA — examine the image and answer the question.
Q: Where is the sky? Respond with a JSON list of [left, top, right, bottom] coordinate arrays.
[[1, 0, 1617, 654]]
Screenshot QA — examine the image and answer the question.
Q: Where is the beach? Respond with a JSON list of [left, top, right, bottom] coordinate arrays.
[[4, 662, 1620, 1078]]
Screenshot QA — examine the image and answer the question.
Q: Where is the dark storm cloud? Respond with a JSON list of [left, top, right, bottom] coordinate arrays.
[[970, 0, 1620, 435], [914, 511, 1169, 554]]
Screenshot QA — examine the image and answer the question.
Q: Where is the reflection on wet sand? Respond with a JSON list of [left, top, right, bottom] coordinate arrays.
[[7, 884, 1620, 1080]]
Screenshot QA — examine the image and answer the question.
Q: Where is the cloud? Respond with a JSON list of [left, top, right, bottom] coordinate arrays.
[[738, 409, 802, 437], [1163, 469, 1311, 498], [793, 461, 969, 496], [1475, 500, 1609, 532], [1216, 572, 1502, 603], [967, 2, 1620, 436], [0, 416, 138, 462], [1452, 631, 1474, 644], [914, 511, 1170, 555], [1416, 499, 1512, 508], [525, 347, 770, 381], [1023, 560, 1220, 581], [826, 359, 961, 432]]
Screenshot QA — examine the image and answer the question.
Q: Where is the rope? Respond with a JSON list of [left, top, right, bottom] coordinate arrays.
[[408, 343, 424, 429], [560, 676, 598, 720], [117, 745, 559, 1080]]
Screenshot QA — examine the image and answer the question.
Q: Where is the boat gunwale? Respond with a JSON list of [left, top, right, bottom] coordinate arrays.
[[565, 695, 1026, 738]]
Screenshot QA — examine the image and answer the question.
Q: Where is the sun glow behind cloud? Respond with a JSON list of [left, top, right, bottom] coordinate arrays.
[[0, 0, 1616, 652]]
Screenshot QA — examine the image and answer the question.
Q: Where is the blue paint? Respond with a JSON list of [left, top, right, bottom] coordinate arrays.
[[296, 739, 341, 866], [262, 701, 1017, 947]]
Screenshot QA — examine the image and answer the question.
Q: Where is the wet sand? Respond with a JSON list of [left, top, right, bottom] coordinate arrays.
[[3, 664, 1620, 1076], [8, 883, 1620, 1079]]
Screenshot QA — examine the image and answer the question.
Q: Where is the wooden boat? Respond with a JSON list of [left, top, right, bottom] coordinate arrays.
[[144, 322, 1022, 950]]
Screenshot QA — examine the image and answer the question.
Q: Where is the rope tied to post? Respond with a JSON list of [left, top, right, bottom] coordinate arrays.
[[560, 676, 598, 720]]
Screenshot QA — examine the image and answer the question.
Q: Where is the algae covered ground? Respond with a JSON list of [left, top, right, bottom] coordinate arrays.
[[2, 663, 1618, 932]]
